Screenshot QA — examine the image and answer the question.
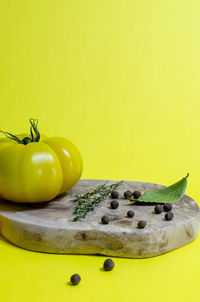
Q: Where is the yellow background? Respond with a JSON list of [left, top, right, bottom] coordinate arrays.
[[0, 0, 200, 301]]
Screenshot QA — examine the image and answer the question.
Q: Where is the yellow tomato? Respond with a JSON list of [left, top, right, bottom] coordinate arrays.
[[0, 119, 82, 203], [43, 137, 83, 194]]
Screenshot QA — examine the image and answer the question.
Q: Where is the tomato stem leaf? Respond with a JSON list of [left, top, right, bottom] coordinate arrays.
[[0, 118, 40, 145]]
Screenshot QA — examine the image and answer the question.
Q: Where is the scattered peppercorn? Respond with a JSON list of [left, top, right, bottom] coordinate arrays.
[[101, 215, 109, 224], [70, 274, 81, 285], [165, 212, 174, 221], [138, 220, 146, 229], [127, 210, 134, 218], [110, 200, 119, 209], [124, 191, 133, 199], [132, 191, 142, 199], [154, 205, 163, 214], [103, 259, 115, 271], [111, 191, 119, 199], [163, 203, 172, 212]]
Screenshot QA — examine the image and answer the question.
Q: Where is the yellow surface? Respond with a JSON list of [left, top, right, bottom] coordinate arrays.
[[0, 0, 200, 301]]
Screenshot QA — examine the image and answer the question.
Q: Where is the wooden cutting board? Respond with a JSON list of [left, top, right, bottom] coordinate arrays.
[[0, 179, 199, 258]]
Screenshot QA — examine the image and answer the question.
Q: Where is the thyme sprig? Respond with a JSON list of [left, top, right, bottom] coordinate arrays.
[[73, 181, 123, 221]]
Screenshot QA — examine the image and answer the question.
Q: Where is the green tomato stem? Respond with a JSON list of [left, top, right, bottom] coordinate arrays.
[[0, 118, 40, 145]]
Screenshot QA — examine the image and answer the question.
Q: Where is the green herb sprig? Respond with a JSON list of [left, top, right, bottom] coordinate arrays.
[[73, 181, 123, 221]]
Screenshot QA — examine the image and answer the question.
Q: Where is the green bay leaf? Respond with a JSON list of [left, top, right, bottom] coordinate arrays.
[[136, 173, 189, 203]]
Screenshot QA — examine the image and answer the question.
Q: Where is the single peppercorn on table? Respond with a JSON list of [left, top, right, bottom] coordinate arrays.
[[0, 179, 199, 258]]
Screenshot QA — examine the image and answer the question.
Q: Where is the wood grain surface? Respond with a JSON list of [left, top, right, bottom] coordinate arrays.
[[0, 179, 199, 258]]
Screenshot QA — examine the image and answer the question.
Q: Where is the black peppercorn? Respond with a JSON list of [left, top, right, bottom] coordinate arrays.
[[154, 205, 163, 214], [101, 215, 109, 224], [138, 220, 146, 229], [111, 191, 119, 199], [132, 191, 142, 199], [127, 210, 134, 218], [163, 203, 172, 212], [103, 259, 115, 271], [124, 191, 133, 199], [70, 274, 81, 285], [165, 212, 174, 221], [110, 200, 119, 209]]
